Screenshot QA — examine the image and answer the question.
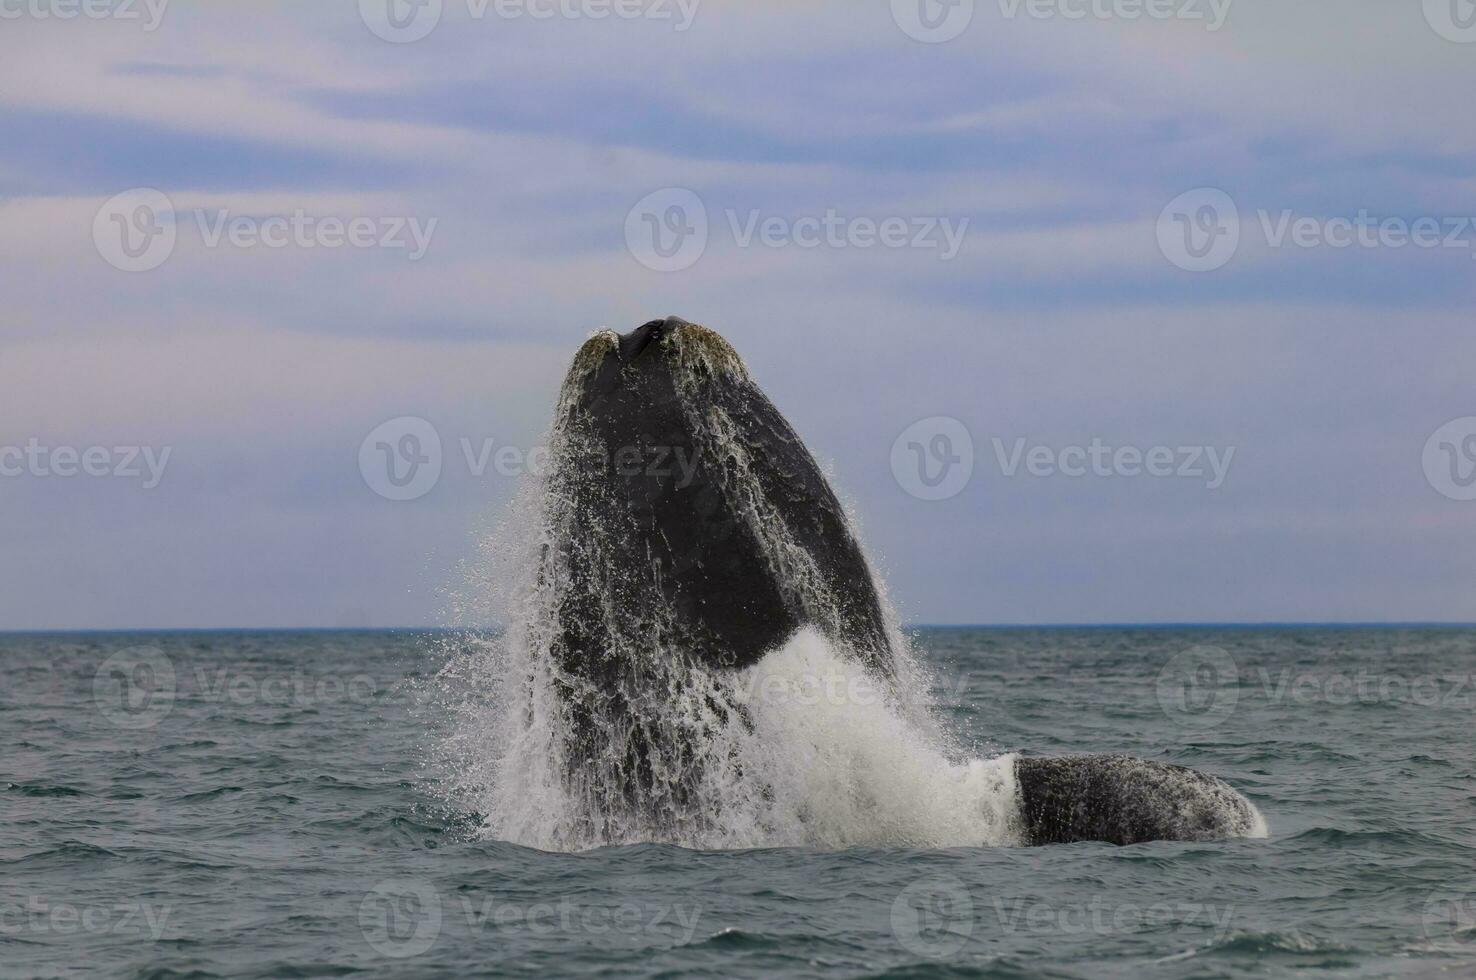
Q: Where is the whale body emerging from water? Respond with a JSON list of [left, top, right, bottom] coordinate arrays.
[[537, 316, 1260, 846]]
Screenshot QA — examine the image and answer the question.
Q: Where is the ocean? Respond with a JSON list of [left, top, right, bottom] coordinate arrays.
[[2, 626, 1473, 978]]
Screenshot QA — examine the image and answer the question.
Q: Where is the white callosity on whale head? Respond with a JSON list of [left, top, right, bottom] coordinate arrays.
[[665, 319, 750, 384]]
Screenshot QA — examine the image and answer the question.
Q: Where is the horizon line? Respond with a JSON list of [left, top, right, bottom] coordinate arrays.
[[2, 620, 1475, 635]]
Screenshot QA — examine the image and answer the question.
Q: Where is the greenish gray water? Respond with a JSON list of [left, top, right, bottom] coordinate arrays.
[[2, 627, 1473, 978]]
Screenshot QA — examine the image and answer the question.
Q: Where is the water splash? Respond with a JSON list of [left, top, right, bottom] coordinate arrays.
[[434, 327, 1021, 851], [436, 614, 1022, 851]]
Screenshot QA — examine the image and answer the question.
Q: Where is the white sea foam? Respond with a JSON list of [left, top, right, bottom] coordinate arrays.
[[436, 613, 1023, 851], [727, 629, 1022, 849]]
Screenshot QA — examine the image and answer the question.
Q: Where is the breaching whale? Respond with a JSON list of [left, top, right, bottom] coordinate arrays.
[[535, 316, 1260, 846]]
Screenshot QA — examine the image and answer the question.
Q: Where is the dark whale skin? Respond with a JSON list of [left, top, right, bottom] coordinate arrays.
[[550, 316, 892, 684], [1014, 755, 1260, 846]]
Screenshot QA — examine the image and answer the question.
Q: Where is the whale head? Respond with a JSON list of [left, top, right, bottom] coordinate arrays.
[[542, 316, 894, 684]]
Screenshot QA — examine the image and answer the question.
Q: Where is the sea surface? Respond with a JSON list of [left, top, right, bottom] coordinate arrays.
[[3, 627, 1474, 979]]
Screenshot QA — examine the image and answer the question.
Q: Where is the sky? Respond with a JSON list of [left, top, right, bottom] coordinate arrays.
[[1, 0, 1473, 629]]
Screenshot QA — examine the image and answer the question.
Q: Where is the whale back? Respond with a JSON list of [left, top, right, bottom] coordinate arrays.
[[1014, 755, 1264, 845]]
